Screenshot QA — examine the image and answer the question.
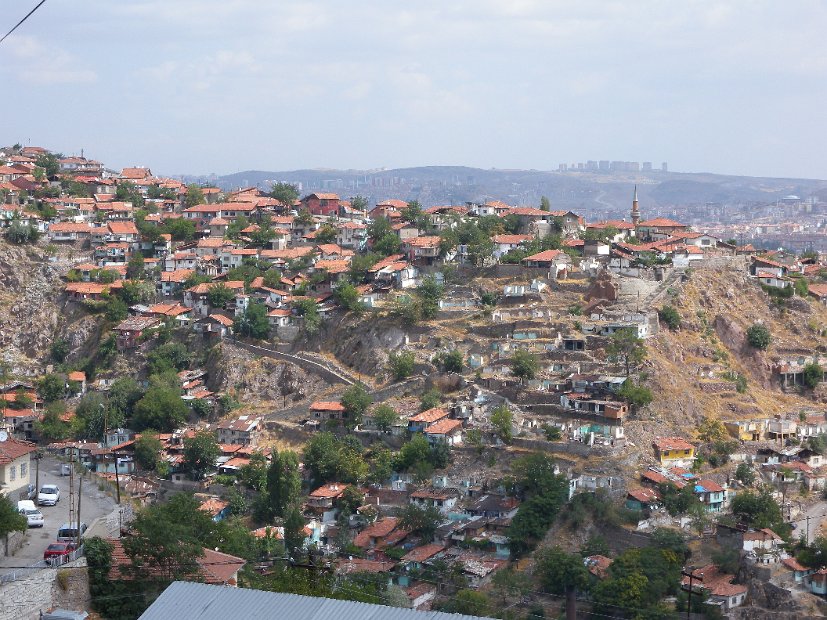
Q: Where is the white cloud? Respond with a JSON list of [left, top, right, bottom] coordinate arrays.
[[5, 36, 97, 84]]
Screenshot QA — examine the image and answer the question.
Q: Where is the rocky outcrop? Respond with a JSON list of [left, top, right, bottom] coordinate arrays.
[[205, 342, 330, 405], [0, 243, 67, 375]]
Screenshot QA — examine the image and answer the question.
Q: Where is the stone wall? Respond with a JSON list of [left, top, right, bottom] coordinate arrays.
[[0, 557, 90, 620]]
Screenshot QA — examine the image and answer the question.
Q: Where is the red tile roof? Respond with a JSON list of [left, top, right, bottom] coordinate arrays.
[[424, 418, 462, 435], [0, 437, 36, 465], [402, 543, 444, 563], [409, 408, 448, 424], [310, 401, 345, 412]]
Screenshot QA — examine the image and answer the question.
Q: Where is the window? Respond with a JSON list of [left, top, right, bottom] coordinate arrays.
[[9, 465, 15, 481], [20, 463, 27, 478]]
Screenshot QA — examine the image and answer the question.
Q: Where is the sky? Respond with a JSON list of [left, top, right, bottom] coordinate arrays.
[[1, 1, 826, 179]]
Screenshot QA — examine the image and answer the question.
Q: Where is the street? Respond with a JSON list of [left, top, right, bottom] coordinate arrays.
[[0, 456, 117, 577], [792, 500, 827, 546]]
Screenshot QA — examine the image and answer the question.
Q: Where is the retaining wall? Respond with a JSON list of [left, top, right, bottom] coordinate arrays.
[[0, 557, 90, 620]]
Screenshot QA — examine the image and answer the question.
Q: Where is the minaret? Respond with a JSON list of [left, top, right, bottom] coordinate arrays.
[[630, 185, 640, 227]]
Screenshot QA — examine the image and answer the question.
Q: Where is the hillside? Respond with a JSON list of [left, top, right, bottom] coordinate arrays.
[[0, 241, 99, 376], [200, 166, 827, 217]]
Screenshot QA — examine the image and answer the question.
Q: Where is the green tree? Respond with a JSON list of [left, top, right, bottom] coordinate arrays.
[[795, 277, 809, 297], [348, 252, 379, 284], [35, 153, 59, 177], [38, 373, 66, 402], [372, 404, 399, 432], [746, 324, 771, 350], [333, 283, 365, 313], [658, 305, 681, 330], [350, 195, 368, 212], [283, 504, 306, 556], [435, 349, 464, 373], [314, 224, 337, 244], [108, 377, 145, 419], [51, 338, 70, 363], [341, 384, 373, 429], [132, 386, 188, 432], [398, 503, 443, 541], [419, 387, 442, 411], [184, 184, 205, 208], [207, 283, 235, 308], [134, 431, 163, 471], [0, 494, 29, 538], [182, 430, 220, 480], [388, 351, 415, 380], [5, 220, 39, 244], [731, 488, 785, 531], [511, 350, 539, 381], [303, 432, 368, 486], [535, 546, 590, 595], [617, 379, 653, 412], [491, 404, 513, 443], [540, 196, 551, 211], [441, 590, 489, 617], [418, 275, 444, 319], [126, 253, 146, 279], [240, 452, 269, 491], [607, 327, 647, 376], [373, 232, 401, 257], [233, 301, 271, 339], [147, 342, 191, 375], [74, 392, 123, 440], [34, 402, 71, 442], [115, 181, 145, 207], [394, 434, 434, 471], [164, 218, 196, 241], [294, 298, 321, 334], [266, 449, 302, 519], [122, 494, 208, 581], [804, 362, 824, 389], [270, 182, 300, 208], [735, 463, 755, 486]]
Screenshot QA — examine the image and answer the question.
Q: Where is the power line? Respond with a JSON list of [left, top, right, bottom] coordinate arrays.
[[0, 0, 48, 46]]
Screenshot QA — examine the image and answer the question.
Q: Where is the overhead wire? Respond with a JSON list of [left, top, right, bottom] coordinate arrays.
[[0, 0, 48, 46]]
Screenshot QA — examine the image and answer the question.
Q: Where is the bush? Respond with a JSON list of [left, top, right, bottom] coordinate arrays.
[[804, 363, 824, 389], [658, 305, 681, 330], [388, 351, 415, 380], [746, 324, 771, 350]]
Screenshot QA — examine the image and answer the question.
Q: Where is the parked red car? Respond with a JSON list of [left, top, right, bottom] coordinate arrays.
[[43, 542, 76, 562]]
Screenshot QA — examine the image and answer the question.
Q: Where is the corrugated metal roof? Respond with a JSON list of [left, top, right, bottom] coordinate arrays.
[[140, 581, 494, 620]]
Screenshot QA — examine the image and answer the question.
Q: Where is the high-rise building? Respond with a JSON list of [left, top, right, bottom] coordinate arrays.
[[662, 162, 668, 172]]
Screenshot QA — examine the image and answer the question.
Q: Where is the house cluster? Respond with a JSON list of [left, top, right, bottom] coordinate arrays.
[[304, 476, 517, 608]]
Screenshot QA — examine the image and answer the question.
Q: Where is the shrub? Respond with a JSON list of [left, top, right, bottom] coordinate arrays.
[[388, 351, 415, 380], [658, 305, 681, 330], [746, 324, 771, 350]]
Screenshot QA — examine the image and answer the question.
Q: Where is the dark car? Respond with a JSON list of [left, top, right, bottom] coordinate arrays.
[[43, 542, 76, 562]]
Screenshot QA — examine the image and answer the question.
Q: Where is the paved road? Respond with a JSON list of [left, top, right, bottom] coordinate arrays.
[[0, 456, 117, 576], [799, 501, 827, 546]]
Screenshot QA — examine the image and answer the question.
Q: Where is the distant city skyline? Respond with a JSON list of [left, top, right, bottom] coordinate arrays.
[[1, 1, 825, 179]]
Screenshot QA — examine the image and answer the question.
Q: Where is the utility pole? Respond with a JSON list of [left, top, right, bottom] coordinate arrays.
[[682, 567, 698, 620], [34, 450, 41, 496], [68, 451, 75, 541], [807, 515, 811, 546], [565, 586, 576, 620], [76, 475, 83, 549]]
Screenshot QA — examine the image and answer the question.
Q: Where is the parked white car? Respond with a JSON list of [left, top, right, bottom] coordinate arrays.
[[37, 484, 60, 506], [19, 507, 44, 528]]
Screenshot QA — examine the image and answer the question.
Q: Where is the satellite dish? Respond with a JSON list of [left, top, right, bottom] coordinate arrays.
[[0, 430, 8, 442]]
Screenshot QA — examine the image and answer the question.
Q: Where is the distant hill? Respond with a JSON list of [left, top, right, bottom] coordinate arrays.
[[180, 166, 827, 220]]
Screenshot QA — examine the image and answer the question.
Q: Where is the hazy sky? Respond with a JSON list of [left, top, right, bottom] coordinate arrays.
[[1, 1, 825, 178]]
